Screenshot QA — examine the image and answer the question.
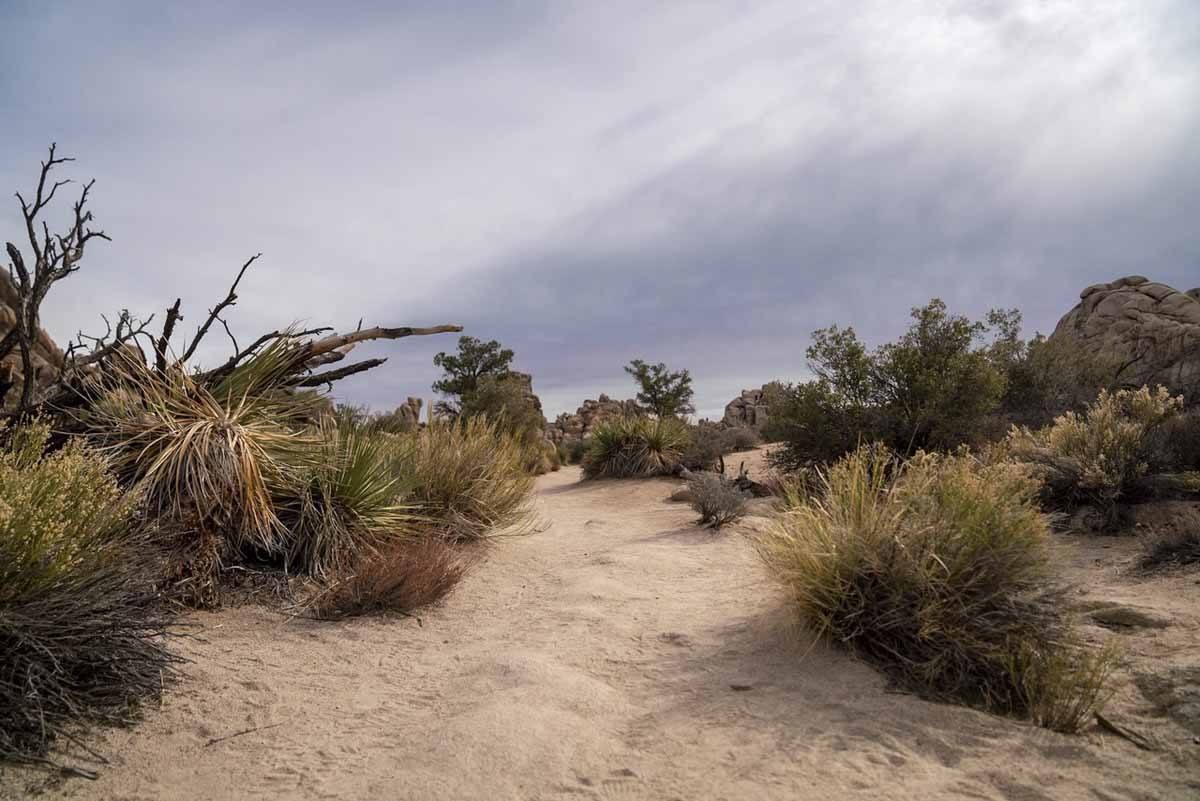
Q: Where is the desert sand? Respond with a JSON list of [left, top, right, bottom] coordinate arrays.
[[8, 452, 1199, 800]]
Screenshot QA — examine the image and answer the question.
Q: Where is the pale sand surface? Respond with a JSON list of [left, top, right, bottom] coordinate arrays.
[[6, 451, 1199, 800]]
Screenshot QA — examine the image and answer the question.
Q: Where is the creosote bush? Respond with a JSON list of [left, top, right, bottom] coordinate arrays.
[[679, 424, 761, 472], [0, 421, 176, 765], [309, 538, 472, 619], [582, 416, 690, 479], [687, 472, 749, 528], [394, 417, 536, 542], [757, 445, 1116, 732], [1006, 386, 1184, 521]]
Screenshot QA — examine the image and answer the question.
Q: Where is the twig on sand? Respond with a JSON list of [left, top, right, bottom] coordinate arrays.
[[1095, 711, 1158, 751], [204, 723, 283, 747]]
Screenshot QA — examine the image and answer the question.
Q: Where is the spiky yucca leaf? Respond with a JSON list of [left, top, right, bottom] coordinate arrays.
[[279, 418, 418, 577], [581, 416, 690, 479]]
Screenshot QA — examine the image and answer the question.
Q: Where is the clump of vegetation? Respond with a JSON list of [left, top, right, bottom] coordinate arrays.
[[625, 358, 695, 417], [1006, 386, 1186, 523], [765, 302, 1130, 472], [0, 421, 176, 767], [1141, 531, 1200, 572], [433, 335, 516, 417], [309, 539, 472, 619], [80, 355, 314, 604], [278, 418, 416, 578], [582, 416, 690, 479], [757, 445, 1116, 732], [687, 471, 749, 528], [679, 424, 761, 471], [557, 438, 588, 465], [395, 417, 535, 542]]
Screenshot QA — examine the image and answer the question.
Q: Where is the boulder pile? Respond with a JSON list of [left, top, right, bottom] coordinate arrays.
[[545, 394, 642, 446], [0, 273, 65, 407], [722, 387, 771, 431], [1049, 276, 1200, 399]]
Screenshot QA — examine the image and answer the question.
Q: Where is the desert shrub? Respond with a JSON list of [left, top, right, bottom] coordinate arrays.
[[1146, 406, 1200, 473], [768, 300, 1007, 471], [80, 360, 314, 604], [334, 403, 418, 435], [556, 438, 588, 466], [687, 472, 749, 528], [308, 539, 472, 619], [277, 418, 416, 578], [0, 421, 176, 765], [1140, 530, 1200, 571], [680, 425, 762, 472], [757, 445, 1115, 731], [581, 416, 690, 479], [1007, 386, 1184, 519], [996, 332, 1125, 429], [392, 417, 535, 542]]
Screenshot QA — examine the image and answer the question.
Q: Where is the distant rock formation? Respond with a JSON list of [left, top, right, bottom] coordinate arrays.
[[393, 397, 424, 427], [545, 394, 642, 445], [0, 273, 65, 407], [723, 387, 771, 431], [1050, 276, 1200, 398]]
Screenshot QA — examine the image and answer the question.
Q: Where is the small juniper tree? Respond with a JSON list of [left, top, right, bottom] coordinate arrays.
[[433, 336, 515, 416], [624, 358, 694, 418]]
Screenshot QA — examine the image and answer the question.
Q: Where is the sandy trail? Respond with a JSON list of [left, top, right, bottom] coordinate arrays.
[[9, 461, 1199, 800]]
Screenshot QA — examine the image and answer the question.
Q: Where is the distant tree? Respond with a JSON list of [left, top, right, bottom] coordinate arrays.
[[459, 374, 545, 441], [433, 336, 514, 416], [624, 359, 695, 418]]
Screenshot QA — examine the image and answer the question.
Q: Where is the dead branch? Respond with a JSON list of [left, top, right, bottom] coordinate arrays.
[[289, 358, 387, 388], [304, 325, 463, 363], [153, 299, 182, 372], [179, 253, 260, 364]]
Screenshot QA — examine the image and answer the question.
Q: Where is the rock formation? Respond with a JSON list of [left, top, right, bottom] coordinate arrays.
[[722, 387, 771, 431], [0, 273, 65, 407], [545, 394, 642, 445], [1050, 276, 1200, 398], [393, 397, 424, 427]]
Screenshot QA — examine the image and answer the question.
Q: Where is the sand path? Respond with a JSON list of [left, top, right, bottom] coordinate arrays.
[[12, 464, 1198, 800]]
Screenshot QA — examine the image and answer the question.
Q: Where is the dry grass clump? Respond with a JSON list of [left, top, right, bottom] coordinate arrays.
[[687, 472, 749, 528], [307, 539, 473, 619], [278, 418, 417, 578], [757, 445, 1116, 732], [1006, 386, 1185, 523], [1141, 531, 1200, 572], [0, 421, 176, 766], [393, 417, 535, 542], [581, 416, 690, 479]]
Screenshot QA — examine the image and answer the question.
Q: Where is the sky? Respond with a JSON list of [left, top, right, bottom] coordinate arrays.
[[1, 1, 1198, 420]]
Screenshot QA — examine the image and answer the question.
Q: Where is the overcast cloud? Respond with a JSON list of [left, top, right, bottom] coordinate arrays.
[[1, 1, 1197, 418]]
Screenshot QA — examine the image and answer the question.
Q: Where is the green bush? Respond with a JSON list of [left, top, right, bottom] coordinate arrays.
[[392, 417, 535, 542], [757, 445, 1115, 732], [1006, 386, 1184, 520], [581, 416, 690, 479], [0, 422, 176, 765], [768, 300, 1007, 471]]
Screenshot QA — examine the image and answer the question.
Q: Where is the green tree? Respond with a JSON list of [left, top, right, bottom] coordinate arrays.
[[624, 359, 695, 418], [432, 336, 515, 416]]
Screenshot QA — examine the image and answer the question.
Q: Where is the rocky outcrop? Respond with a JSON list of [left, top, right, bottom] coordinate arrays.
[[0, 273, 65, 407], [545, 394, 642, 445], [723, 387, 771, 431], [392, 397, 424, 427], [1050, 276, 1200, 398]]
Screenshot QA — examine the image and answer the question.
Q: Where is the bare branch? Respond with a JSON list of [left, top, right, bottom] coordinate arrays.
[[289, 358, 387, 388], [303, 324, 463, 363], [179, 253, 261, 364]]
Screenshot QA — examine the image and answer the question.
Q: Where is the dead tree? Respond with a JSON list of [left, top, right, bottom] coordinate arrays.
[[2, 146, 461, 415]]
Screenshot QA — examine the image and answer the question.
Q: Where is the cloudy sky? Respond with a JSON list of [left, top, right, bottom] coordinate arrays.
[[1, 1, 1198, 419]]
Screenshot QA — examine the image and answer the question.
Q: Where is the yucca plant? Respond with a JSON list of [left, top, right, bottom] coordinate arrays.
[[392, 417, 535, 542], [0, 421, 176, 766], [757, 445, 1116, 732], [278, 418, 417, 578], [78, 355, 316, 604], [581, 416, 690, 479]]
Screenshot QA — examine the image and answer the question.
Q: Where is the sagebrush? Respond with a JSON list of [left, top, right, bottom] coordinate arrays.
[[687, 472, 749, 528]]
